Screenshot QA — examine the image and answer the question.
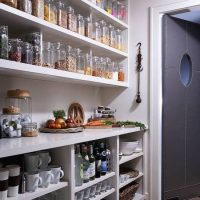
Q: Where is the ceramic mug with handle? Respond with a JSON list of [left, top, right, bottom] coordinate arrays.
[[39, 151, 51, 169], [24, 153, 42, 172], [49, 165, 64, 184], [39, 169, 54, 188], [25, 172, 42, 192]]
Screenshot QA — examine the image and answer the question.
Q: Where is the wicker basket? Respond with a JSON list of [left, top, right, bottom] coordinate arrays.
[[119, 182, 140, 200]]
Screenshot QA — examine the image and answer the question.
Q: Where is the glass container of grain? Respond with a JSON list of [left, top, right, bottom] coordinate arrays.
[[57, 1, 67, 28], [8, 39, 22, 62], [66, 45, 76, 72], [54, 42, 66, 70], [2, 0, 17, 8], [32, 0, 44, 19], [0, 26, 8, 60], [44, 0, 57, 24], [42, 41, 54, 68], [84, 53, 92, 75], [85, 16, 92, 38], [18, 0, 32, 14]]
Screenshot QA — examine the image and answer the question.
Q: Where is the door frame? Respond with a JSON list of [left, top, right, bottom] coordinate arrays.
[[150, 1, 200, 199]]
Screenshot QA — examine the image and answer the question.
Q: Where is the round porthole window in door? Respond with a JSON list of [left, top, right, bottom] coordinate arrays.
[[180, 54, 192, 87]]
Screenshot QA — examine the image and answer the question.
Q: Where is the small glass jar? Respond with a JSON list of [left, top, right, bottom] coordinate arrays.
[[44, 0, 57, 24], [104, 57, 112, 79], [112, 62, 118, 80], [53, 42, 66, 70], [100, 20, 109, 45], [22, 122, 38, 137], [67, 6, 77, 32], [0, 26, 8, 60], [2, 0, 17, 8], [93, 22, 101, 42], [92, 56, 100, 77], [32, 45, 41, 66], [77, 14, 85, 36], [104, 0, 112, 14], [8, 39, 22, 62], [18, 0, 32, 14], [84, 53, 92, 75], [116, 29, 123, 51], [108, 24, 116, 48], [42, 41, 54, 68], [112, 0, 117, 18], [57, 1, 67, 28], [100, 57, 106, 78], [66, 45, 76, 72], [77, 53, 85, 74], [117, 3, 126, 21], [22, 42, 33, 64], [32, 0, 44, 19], [85, 17, 93, 38], [118, 63, 125, 81]]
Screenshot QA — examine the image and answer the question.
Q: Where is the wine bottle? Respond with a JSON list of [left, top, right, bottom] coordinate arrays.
[[75, 144, 83, 186], [82, 145, 90, 183], [94, 147, 101, 178], [100, 142, 107, 176], [88, 144, 96, 180]]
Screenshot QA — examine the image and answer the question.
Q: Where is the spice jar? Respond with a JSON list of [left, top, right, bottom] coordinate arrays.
[[53, 42, 66, 70], [9, 39, 22, 62], [116, 29, 123, 51], [32, 0, 44, 19], [108, 24, 116, 48], [117, 2, 126, 21], [42, 41, 54, 68], [66, 45, 76, 72], [22, 42, 33, 64], [93, 22, 101, 42], [100, 20, 109, 45], [118, 63, 125, 81], [2, 0, 17, 8], [85, 16, 92, 38], [0, 26, 8, 60], [77, 14, 85, 36], [84, 53, 92, 75], [57, 1, 67, 28], [18, 0, 32, 14], [67, 6, 77, 32], [44, 0, 57, 24]]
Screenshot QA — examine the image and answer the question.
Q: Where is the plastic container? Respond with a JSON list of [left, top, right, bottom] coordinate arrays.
[[18, 0, 32, 14], [8, 39, 22, 62], [42, 41, 54, 68], [67, 6, 77, 32], [84, 53, 92, 75], [22, 42, 33, 64], [108, 24, 116, 48], [93, 22, 101, 42], [44, 0, 57, 24], [32, 0, 44, 19], [66, 45, 76, 72], [57, 1, 67, 28], [2, 0, 17, 8], [77, 14, 85, 36], [100, 20, 109, 45], [0, 26, 8, 60], [53, 42, 66, 70]]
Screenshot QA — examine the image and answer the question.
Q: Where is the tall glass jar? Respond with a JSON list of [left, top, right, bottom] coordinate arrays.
[[116, 29, 123, 51], [104, 0, 112, 14], [84, 53, 92, 75], [112, 0, 117, 18], [77, 14, 85, 36], [104, 57, 112, 79], [108, 24, 116, 48], [22, 42, 33, 64], [18, 0, 32, 14], [32, 45, 41, 66], [42, 41, 54, 68], [118, 63, 125, 81], [92, 56, 100, 77], [2, 0, 17, 8], [67, 6, 77, 32], [57, 1, 67, 28], [93, 22, 101, 42], [100, 57, 106, 78], [8, 39, 22, 62], [32, 0, 44, 19], [53, 42, 66, 70], [100, 20, 109, 45], [0, 26, 8, 60], [117, 2, 126, 21], [77, 53, 85, 74], [85, 16, 93, 38], [44, 0, 57, 24], [66, 45, 76, 72], [112, 62, 118, 80]]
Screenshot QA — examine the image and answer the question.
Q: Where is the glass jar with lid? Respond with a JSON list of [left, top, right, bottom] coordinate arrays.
[[18, 0, 32, 14], [118, 63, 125, 81], [85, 16, 93, 38], [77, 53, 85, 74], [116, 29, 123, 51], [92, 56, 100, 77], [117, 2, 126, 21], [104, 57, 113, 79], [44, 0, 57, 24], [112, 0, 117, 18], [0, 26, 8, 60], [67, 6, 77, 32], [93, 22, 101, 42], [84, 53, 92, 75], [32, 0, 44, 19], [57, 1, 67, 28], [100, 57, 106, 78], [8, 39, 22, 62], [112, 62, 118, 80], [42, 41, 54, 68], [108, 24, 116, 48], [66, 45, 76, 72], [53, 42, 66, 70], [22, 122, 38, 137], [77, 14, 85, 36], [104, 0, 112, 14], [22, 42, 33, 64], [100, 20, 109, 45], [32, 45, 41, 66], [2, 0, 17, 8]]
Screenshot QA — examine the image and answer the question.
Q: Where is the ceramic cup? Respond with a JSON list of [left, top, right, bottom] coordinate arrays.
[[39, 152, 51, 169], [6, 165, 20, 197], [39, 169, 54, 188], [49, 165, 64, 184], [0, 168, 9, 200], [25, 172, 42, 192], [24, 153, 42, 172]]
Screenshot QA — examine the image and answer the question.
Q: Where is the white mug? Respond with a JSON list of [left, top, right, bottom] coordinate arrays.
[[49, 165, 64, 184], [0, 168, 9, 200], [39, 169, 54, 188], [39, 152, 51, 169], [25, 172, 42, 192], [6, 165, 20, 197], [24, 153, 42, 172]]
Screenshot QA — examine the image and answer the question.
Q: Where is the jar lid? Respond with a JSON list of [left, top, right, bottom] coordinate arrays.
[[7, 89, 31, 98]]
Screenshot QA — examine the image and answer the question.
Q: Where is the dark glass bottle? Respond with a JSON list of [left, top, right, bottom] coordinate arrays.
[[88, 145, 95, 180], [82, 146, 90, 183], [100, 142, 107, 176], [75, 144, 83, 186], [94, 147, 101, 178]]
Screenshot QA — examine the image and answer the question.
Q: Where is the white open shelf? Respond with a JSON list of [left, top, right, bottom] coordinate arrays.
[[75, 172, 115, 193], [133, 193, 146, 200], [0, 59, 129, 87], [119, 172, 143, 189], [8, 182, 68, 200], [0, 3, 127, 60], [91, 188, 115, 200], [119, 152, 144, 165]]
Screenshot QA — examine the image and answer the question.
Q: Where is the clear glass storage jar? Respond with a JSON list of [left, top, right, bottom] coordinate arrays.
[[67, 6, 77, 32], [42, 41, 54, 68], [53, 42, 66, 70], [44, 0, 57, 24], [22, 42, 33, 64], [118, 63, 125, 81], [57, 1, 67, 28], [18, 0, 32, 14], [93, 56, 102, 77], [117, 2, 126, 21], [66, 45, 76, 72], [100, 20, 109, 45], [93, 22, 101, 42], [2, 0, 17, 8], [85, 16, 92, 38], [116, 29, 123, 51], [108, 24, 116, 48], [0, 26, 8, 60], [112, 62, 118, 80], [32, 0, 44, 19], [22, 122, 38, 137], [84, 53, 92, 75], [100, 57, 106, 78], [8, 38, 22, 62], [32, 45, 41, 66], [77, 53, 85, 74], [77, 14, 85, 36], [104, 0, 112, 14], [104, 57, 112, 79]]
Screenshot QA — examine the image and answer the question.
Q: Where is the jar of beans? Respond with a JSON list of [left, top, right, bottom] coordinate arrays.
[[18, 0, 32, 14], [22, 42, 33, 64], [57, 1, 67, 28], [66, 45, 76, 72], [67, 6, 77, 32], [85, 16, 92, 39], [8, 39, 22, 62], [32, 0, 44, 19], [0, 26, 8, 60], [42, 41, 54, 68], [44, 0, 57, 24], [2, 0, 17, 8], [53, 42, 66, 70], [77, 14, 85, 36]]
